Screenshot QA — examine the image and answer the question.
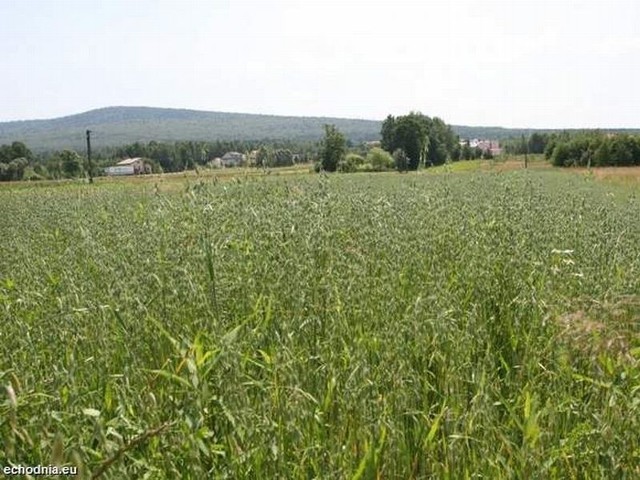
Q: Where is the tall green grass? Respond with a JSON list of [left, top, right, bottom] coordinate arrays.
[[1, 171, 639, 478]]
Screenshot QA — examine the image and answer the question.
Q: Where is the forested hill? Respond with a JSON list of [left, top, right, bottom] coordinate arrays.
[[1, 106, 638, 152], [0, 107, 381, 152]]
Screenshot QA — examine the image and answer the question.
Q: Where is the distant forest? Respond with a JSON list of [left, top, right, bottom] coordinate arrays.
[[3, 106, 636, 153], [0, 107, 380, 153], [2, 106, 640, 181]]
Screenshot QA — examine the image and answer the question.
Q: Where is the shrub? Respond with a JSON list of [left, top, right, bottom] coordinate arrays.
[[338, 153, 364, 173], [367, 148, 394, 171], [392, 149, 409, 172], [356, 162, 374, 172]]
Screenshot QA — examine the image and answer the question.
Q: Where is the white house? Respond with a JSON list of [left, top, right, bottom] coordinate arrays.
[[221, 152, 245, 167], [105, 158, 146, 176], [461, 139, 503, 156]]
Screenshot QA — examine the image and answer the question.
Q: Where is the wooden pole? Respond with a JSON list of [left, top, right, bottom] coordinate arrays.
[[86, 129, 93, 184]]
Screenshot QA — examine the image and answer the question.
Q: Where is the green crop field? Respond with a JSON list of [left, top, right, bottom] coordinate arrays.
[[1, 169, 639, 478]]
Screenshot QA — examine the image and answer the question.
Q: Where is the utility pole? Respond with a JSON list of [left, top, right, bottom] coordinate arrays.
[[86, 129, 93, 184], [522, 134, 528, 169]]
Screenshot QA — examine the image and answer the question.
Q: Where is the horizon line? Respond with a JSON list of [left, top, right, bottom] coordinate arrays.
[[1, 105, 639, 131]]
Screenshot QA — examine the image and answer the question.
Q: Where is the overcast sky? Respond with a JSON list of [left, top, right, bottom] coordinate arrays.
[[1, 0, 639, 127]]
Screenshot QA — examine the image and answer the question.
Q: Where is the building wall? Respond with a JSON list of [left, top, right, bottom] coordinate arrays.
[[105, 165, 135, 176]]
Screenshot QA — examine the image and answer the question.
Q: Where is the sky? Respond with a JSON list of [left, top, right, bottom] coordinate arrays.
[[1, 0, 639, 128]]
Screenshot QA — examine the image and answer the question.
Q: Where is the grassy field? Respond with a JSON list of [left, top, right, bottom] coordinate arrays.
[[1, 167, 640, 478]]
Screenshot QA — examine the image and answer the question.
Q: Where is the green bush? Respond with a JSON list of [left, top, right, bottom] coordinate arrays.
[[356, 162, 374, 172], [548, 133, 640, 167], [392, 149, 409, 172], [338, 153, 364, 173], [21, 166, 44, 181], [366, 148, 394, 171]]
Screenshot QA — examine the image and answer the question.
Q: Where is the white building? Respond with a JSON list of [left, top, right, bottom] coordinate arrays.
[[221, 152, 245, 167], [105, 158, 145, 176]]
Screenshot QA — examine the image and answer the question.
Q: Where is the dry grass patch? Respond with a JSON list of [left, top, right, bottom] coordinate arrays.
[[589, 166, 640, 185], [556, 296, 640, 363]]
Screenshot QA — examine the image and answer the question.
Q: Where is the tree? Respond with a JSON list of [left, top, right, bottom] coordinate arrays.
[[0, 141, 33, 181], [152, 143, 176, 172], [393, 149, 409, 172], [426, 117, 456, 166], [528, 133, 547, 154], [461, 141, 473, 160], [393, 113, 428, 170], [450, 143, 462, 162], [0, 158, 28, 181], [544, 137, 557, 160], [0, 141, 33, 166], [273, 148, 294, 167], [0, 144, 11, 163], [0, 162, 8, 181], [10, 141, 33, 162], [551, 143, 572, 167], [338, 153, 364, 173], [609, 135, 635, 166], [366, 147, 394, 171], [255, 146, 273, 168], [52, 150, 83, 178], [380, 112, 458, 170], [381, 115, 397, 152], [320, 124, 346, 172]]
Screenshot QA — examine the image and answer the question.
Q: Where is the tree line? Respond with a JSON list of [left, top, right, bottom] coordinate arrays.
[[320, 112, 483, 172], [546, 132, 640, 167], [0, 111, 495, 181], [0, 142, 93, 181], [503, 131, 640, 167], [6, 114, 639, 182], [0, 139, 319, 181], [105, 140, 316, 172]]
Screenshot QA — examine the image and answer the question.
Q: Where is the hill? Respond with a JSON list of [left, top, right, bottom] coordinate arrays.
[[0, 107, 383, 152], [1, 106, 639, 152]]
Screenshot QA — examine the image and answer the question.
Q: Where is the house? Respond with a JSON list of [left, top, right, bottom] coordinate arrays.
[[208, 157, 223, 169], [221, 152, 245, 167], [105, 157, 146, 176], [462, 139, 503, 156]]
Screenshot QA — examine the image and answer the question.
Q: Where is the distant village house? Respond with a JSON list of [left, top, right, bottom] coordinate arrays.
[[461, 139, 503, 156], [104, 157, 148, 176], [221, 152, 245, 167]]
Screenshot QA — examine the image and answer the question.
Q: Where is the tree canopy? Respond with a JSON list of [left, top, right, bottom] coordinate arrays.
[[381, 112, 459, 169], [547, 132, 640, 167], [320, 124, 347, 172], [0, 142, 33, 181]]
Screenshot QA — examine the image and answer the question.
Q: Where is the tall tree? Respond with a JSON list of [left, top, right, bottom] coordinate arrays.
[[320, 124, 346, 172], [380, 112, 458, 169], [55, 150, 83, 178], [528, 133, 547, 154], [426, 117, 456, 166], [10, 141, 33, 161], [393, 113, 429, 170], [381, 115, 397, 153]]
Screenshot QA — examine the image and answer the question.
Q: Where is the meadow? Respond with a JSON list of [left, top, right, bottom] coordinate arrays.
[[1, 168, 639, 478]]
